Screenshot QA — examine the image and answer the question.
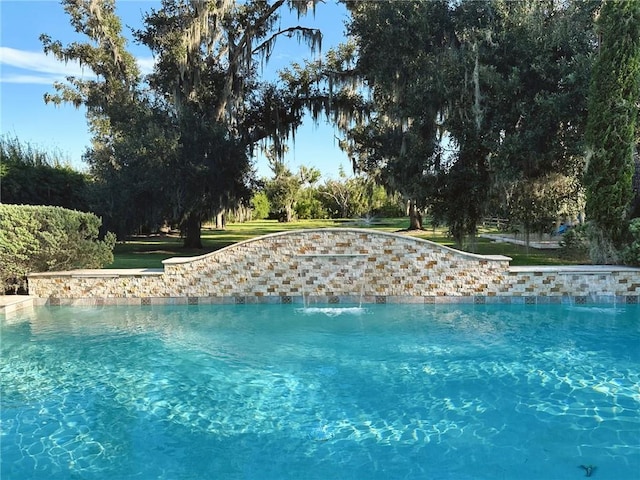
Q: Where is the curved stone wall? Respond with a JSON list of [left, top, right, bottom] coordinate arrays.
[[161, 228, 510, 300], [27, 228, 640, 305]]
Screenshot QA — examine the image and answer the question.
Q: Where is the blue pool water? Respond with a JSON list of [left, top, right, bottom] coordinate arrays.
[[1, 303, 639, 479]]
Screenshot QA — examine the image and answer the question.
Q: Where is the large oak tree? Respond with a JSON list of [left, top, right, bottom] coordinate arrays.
[[305, 0, 598, 246], [43, 0, 324, 247]]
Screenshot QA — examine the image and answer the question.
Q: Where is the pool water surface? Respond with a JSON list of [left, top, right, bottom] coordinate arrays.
[[1, 303, 639, 479]]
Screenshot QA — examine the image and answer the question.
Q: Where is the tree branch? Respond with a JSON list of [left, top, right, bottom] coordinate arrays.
[[252, 25, 322, 56]]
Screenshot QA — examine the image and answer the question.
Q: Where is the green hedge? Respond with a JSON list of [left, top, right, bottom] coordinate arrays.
[[0, 204, 116, 293], [623, 218, 640, 266]]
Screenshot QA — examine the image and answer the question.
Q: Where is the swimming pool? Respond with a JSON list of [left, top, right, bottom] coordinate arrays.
[[1, 303, 639, 479]]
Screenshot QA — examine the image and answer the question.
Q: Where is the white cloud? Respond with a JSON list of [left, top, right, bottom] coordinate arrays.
[[0, 47, 154, 84], [0, 47, 90, 78], [1, 73, 63, 85], [137, 56, 155, 75]]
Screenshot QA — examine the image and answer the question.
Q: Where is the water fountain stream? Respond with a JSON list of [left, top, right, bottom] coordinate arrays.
[[296, 254, 368, 312]]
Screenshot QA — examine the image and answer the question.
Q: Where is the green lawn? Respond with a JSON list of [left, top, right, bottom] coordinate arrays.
[[108, 218, 579, 269]]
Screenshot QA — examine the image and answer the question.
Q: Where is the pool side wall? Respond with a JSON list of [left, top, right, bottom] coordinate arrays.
[[27, 228, 640, 306]]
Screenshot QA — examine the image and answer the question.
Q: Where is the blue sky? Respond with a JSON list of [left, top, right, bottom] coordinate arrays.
[[0, 0, 352, 179]]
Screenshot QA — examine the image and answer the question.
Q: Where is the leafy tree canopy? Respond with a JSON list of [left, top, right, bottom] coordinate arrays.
[[584, 0, 640, 263], [41, 0, 329, 246], [286, 0, 599, 246]]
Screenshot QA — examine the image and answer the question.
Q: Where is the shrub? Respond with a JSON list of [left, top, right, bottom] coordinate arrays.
[[0, 204, 116, 293], [0, 135, 90, 210], [372, 200, 405, 218], [296, 196, 328, 220], [250, 192, 270, 220], [622, 218, 640, 266], [559, 224, 590, 262]]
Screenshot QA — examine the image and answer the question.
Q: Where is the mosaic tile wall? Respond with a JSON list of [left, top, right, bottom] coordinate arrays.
[[27, 228, 640, 304]]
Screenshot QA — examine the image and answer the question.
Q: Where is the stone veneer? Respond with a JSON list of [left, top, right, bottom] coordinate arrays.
[[27, 228, 640, 305]]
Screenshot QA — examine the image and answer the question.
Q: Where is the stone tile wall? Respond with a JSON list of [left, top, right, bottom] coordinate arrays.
[[27, 228, 640, 305], [495, 267, 640, 300]]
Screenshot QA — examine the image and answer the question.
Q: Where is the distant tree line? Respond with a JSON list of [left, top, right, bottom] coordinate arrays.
[[0, 134, 402, 230]]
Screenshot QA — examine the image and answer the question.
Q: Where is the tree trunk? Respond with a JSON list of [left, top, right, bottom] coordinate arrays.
[[182, 212, 203, 249], [215, 211, 226, 230], [285, 204, 294, 223], [408, 200, 423, 230]]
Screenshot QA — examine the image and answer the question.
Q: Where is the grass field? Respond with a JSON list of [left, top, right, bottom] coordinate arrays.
[[108, 218, 580, 269]]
